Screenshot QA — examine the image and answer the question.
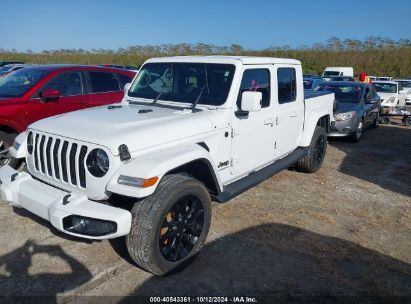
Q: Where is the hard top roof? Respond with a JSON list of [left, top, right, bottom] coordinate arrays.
[[145, 56, 301, 65]]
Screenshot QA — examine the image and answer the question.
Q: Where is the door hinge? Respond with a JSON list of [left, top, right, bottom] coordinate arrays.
[[274, 141, 277, 149], [276, 117, 279, 125]]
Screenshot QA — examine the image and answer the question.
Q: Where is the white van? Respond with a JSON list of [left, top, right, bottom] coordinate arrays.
[[322, 67, 354, 81]]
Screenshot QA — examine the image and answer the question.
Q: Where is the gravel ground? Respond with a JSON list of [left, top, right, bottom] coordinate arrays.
[[0, 123, 410, 302]]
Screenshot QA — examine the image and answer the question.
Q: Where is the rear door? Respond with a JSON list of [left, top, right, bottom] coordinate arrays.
[[272, 65, 304, 158], [27, 71, 88, 125], [230, 67, 276, 176], [84, 71, 125, 107]]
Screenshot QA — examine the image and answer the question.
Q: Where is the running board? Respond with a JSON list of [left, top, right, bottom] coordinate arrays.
[[214, 147, 308, 203]]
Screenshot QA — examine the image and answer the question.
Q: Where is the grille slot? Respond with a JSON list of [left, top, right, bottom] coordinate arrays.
[[39, 135, 46, 173], [61, 141, 69, 183], [30, 132, 89, 189], [53, 139, 61, 179], [69, 143, 78, 185], [79, 146, 88, 188], [46, 137, 53, 176], [34, 134, 40, 171]]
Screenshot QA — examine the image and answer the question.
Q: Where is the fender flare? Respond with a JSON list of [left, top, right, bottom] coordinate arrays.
[[300, 112, 330, 147], [106, 144, 222, 198]]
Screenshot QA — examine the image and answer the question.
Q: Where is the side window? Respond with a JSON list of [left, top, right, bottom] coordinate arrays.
[[116, 73, 133, 88], [42, 72, 84, 97], [372, 87, 377, 98], [89, 72, 120, 93], [277, 68, 296, 104], [237, 69, 270, 108]]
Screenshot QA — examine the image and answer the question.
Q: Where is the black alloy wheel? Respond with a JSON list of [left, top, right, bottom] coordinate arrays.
[[159, 195, 204, 262], [313, 135, 326, 165]]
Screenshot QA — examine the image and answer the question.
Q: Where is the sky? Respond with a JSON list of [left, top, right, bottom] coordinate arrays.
[[1, 0, 410, 52]]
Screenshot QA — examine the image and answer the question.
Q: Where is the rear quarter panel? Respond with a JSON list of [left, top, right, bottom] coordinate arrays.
[[300, 92, 334, 146]]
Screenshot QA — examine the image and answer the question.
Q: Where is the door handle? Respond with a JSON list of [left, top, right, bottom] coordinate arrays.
[[264, 118, 274, 126], [290, 111, 298, 117]]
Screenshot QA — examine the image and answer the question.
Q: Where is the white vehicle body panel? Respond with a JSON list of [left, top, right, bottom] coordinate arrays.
[[374, 81, 406, 107], [322, 67, 354, 80]]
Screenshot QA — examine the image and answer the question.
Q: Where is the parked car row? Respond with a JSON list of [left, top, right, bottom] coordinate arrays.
[[303, 65, 411, 140], [312, 81, 380, 142]]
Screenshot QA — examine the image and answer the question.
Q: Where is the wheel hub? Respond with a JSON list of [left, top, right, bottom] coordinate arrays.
[[159, 196, 204, 262]]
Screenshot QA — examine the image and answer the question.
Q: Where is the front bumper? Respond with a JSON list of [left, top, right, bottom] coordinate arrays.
[[328, 120, 356, 137], [0, 165, 131, 240]]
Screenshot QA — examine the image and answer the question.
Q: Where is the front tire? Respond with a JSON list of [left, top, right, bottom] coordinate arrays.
[[0, 131, 19, 169], [371, 113, 379, 128], [296, 126, 327, 173], [350, 119, 364, 142], [126, 174, 212, 275]]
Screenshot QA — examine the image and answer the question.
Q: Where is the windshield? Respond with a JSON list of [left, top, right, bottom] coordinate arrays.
[[373, 83, 397, 93], [314, 83, 363, 103], [323, 71, 340, 77], [396, 81, 411, 88], [0, 69, 48, 98], [0, 66, 15, 72], [303, 79, 313, 89], [128, 63, 236, 106]]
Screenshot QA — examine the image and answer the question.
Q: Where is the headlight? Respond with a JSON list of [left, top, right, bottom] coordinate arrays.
[[386, 96, 396, 104], [335, 111, 356, 121], [86, 149, 109, 177], [27, 132, 33, 154]]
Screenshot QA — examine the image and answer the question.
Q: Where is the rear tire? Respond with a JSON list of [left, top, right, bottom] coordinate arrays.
[[296, 126, 327, 173], [0, 131, 20, 169], [126, 174, 211, 275]]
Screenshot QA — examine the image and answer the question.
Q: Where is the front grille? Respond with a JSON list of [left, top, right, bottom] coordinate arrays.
[[31, 132, 88, 188]]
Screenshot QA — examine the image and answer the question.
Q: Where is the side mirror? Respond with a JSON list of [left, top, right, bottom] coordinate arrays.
[[240, 91, 262, 112], [40, 88, 60, 101], [124, 83, 131, 95]]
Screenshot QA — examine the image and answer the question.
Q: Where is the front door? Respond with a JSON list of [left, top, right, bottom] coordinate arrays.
[[230, 67, 276, 176], [27, 71, 88, 125]]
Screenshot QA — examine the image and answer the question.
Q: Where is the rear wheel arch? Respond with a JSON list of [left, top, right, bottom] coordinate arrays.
[[316, 115, 330, 133]]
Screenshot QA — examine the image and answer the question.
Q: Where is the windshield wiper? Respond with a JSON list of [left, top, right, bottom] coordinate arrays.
[[191, 65, 209, 111], [191, 86, 206, 111], [152, 85, 169, 105]]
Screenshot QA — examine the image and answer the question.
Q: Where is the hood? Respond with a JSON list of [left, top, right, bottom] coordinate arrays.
[[334, 101, 361, 114], [29, 103, 215, 155]]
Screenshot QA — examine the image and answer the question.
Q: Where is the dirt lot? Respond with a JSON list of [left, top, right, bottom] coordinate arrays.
[[0, 123, 410, 302]]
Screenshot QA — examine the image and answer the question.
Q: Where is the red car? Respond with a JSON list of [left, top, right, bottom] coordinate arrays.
[[0, 65, 135, 167]]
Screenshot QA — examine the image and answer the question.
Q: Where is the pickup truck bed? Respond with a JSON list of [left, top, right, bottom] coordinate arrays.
[[304, 90, 333, 100]]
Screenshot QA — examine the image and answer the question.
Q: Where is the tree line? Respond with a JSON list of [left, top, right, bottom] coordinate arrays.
[[1, 37, 410, 77]]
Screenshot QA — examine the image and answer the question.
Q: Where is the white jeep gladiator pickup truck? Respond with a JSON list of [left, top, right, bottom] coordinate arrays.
[[0, 56, 334, 275]]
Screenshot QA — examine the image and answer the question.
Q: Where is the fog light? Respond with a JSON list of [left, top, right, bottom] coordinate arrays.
[[343, 128, 352, 133], [63, 215, 117, 236]]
